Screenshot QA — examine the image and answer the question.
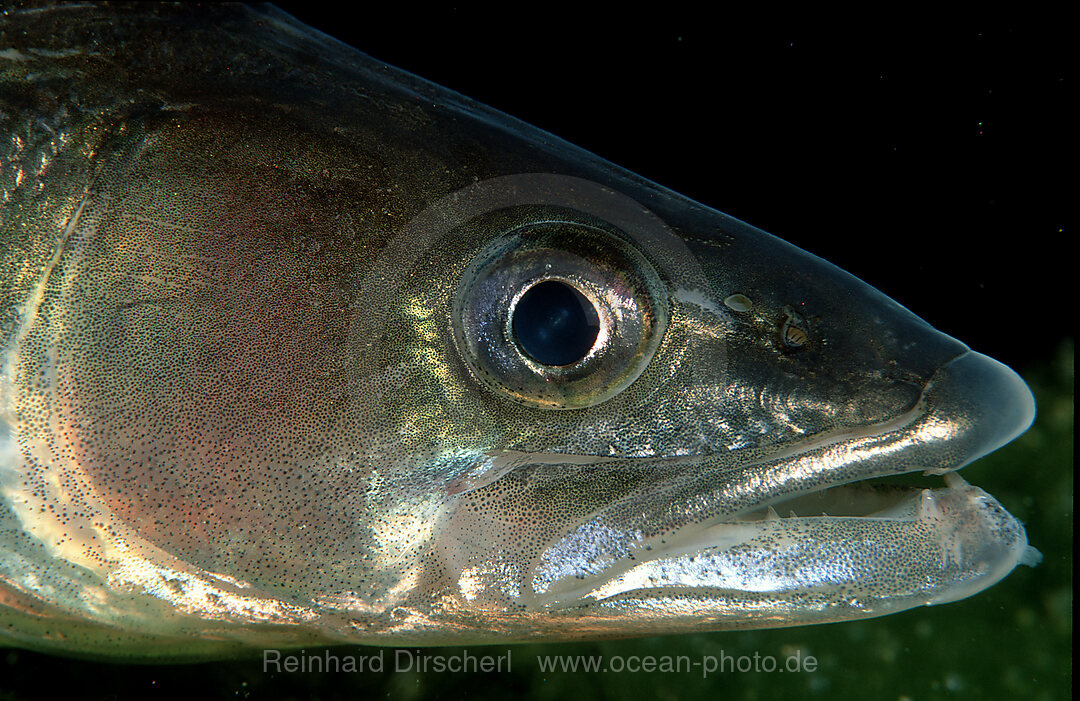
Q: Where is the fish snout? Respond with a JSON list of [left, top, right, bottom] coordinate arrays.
[[920, 350, 1036, 473]]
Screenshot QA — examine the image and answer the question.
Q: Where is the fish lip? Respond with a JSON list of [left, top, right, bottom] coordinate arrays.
[[915, 349, 1036, 468], [726, 348, 1037, 515], [528, 350, 1037, 607]]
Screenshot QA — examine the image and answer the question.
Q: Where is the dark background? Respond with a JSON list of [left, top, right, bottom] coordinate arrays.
[[1, 8, 1070, 701], [278, 8, 1068, 373]]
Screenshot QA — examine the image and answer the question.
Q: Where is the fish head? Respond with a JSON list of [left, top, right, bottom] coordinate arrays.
[[393, 174, 1037, 640], [0, 4, 1037, 655]]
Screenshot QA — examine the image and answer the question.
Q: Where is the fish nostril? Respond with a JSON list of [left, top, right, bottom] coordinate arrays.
[[511, 280, 600, 366]]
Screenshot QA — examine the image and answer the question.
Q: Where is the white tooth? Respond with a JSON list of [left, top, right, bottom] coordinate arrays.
[[919, 488, 944, 520], [765, 506, 780, 521], [944, 471, 970, 489]]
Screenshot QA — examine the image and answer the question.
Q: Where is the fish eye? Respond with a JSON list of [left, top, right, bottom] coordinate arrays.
[[453, 221, 669, 409], [511, 280, 600, 366]]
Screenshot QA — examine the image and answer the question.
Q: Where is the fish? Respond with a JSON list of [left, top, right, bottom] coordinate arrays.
[[0, 4, 1040, 659]]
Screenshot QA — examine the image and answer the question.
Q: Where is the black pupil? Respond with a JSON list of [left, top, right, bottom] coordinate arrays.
[[512, 280, 600, 366]]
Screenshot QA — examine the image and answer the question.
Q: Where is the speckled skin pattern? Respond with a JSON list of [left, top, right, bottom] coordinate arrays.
[[0, 5, 1037, 658]]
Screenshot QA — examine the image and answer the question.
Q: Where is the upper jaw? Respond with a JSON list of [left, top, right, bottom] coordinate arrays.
[[521, 350, 1037, 614]]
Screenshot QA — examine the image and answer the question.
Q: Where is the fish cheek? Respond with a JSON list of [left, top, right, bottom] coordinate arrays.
[[10, 116, 386, 595], [425, 463, 663, 608]]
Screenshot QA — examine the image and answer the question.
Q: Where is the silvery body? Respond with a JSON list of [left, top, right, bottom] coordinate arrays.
[[0, 5, 1038, 658]]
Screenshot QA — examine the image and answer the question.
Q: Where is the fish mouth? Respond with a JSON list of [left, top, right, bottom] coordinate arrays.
[[520, 351, 1039, 620]]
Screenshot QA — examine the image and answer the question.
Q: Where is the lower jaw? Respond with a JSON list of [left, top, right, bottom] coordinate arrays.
[[526, 471, 1038, 614]]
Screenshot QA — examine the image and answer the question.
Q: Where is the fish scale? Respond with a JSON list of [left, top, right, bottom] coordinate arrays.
[[0, 4, 1037, 658]]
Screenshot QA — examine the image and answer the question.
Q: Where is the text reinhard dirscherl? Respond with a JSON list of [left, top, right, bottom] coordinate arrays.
[[262, 648, 819, 677], [263, 648, 511, 674]]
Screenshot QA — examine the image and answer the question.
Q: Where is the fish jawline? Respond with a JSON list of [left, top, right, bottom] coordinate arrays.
[[526, 471, 1040, 615]]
